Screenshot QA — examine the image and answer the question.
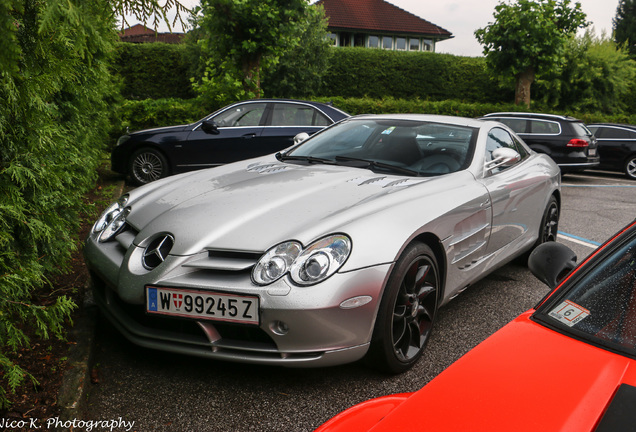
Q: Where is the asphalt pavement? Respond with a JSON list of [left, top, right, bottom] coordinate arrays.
[[60, 170, 636, 432]]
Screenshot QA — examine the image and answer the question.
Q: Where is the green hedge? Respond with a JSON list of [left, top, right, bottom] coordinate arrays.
[[113, 43, 512, 104], [112, 42, 197, 100], [115, 97, 636, 137], [319, 48, 511, 103], [112, 98, 210, 138]]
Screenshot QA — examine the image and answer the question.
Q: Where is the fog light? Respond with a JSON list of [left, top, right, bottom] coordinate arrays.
[[269, 320, 289, 336]]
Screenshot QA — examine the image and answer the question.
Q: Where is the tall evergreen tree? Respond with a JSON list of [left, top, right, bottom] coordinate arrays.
[[614, 0, 636, 58]]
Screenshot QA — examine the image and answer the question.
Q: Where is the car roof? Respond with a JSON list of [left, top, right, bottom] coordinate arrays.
[[483, 112, 581, 122], [587, 123, 636, 130], [351, 113, 489, 128], [236, 98, 349, 115]]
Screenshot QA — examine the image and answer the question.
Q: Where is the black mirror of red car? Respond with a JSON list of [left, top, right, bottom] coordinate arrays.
[[528, 242, 578, 289], [201, 120, 220, 135]]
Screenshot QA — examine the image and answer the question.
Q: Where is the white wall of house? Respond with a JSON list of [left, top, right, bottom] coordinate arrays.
[[328, 32, 436, 52]]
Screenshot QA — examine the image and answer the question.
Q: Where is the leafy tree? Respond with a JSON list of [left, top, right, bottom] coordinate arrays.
[[475, 0, 588, 107], [194, 0, 310, 103], [614, 0, 636, 58], [262, 4, 332, 98], [536, 31, 636, 113]]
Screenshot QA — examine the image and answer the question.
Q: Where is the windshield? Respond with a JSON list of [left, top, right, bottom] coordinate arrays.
[[535, 230, 636, 357], [285, 118, 477, 177]]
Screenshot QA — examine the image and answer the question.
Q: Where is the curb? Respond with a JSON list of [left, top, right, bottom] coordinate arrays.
[[55, 290, 97, 431]]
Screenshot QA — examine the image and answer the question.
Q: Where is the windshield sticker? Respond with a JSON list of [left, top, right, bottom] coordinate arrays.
[[381, 127, 396, 135], [549, 300, 590, 327]]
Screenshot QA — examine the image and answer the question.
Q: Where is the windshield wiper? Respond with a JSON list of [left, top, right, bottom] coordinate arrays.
[[334, 156, 421, 177], [276, 153, 335, 165]]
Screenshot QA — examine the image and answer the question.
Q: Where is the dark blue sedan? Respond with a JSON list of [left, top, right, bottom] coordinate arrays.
[[111, 99, 349, 184]]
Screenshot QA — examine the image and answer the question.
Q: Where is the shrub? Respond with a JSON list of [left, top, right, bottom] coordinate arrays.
[[112, 42, 197, 100], [0, 0, 116, 406]]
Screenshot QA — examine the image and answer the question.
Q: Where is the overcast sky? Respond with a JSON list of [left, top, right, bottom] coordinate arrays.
[[134, 0, 619, 57]]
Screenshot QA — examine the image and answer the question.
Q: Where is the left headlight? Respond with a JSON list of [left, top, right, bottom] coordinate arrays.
[[252, 234, 352, 287], [91, 195, 130, 242]]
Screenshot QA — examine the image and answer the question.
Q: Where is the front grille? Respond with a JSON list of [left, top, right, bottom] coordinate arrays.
[[92, 274, 276, 349]]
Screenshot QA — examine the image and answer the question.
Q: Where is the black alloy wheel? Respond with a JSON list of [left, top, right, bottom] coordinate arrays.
[[367, 243, 439, 374], [540, 196, 559, 244], [129, 148, 169, 185]]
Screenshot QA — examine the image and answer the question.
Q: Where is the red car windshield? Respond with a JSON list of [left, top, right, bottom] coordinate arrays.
[[536, 231, 636, 357]]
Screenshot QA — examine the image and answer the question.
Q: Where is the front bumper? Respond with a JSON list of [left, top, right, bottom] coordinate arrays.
[[85, 234, 392, 367]]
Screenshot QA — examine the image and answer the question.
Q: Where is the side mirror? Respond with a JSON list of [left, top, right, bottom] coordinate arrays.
[[485, 147, 521, 171], [201, 120, 220, 135], [293, 132, 310, 145], [528, 242, 577, 289]]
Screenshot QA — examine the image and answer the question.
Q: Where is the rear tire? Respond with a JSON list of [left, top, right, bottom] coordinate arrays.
[[366, 243, 439, 374], [537, 196, 559, 244], [129, 148, 169, 185], [624, 155, 636, 180]]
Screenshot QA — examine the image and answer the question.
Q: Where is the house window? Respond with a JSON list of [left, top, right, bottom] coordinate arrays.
[[327, 33, 337, 46], [395, 37, 406, 50], [368, 36, 379, 48], [422, 39, 433, 51], [354, 34, 365, 47], [340, 32, 352, 47], [409, 38, 420, 51], [382, 36, 393, 49]]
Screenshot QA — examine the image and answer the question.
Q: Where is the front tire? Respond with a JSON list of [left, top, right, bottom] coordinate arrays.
[[129, 148, 169, 185], [366, 243, 439, 374], [624, 155, 636, 180]]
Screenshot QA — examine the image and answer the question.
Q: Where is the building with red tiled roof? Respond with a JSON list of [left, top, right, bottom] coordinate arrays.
[[316, 0, 452, 52], [119, 24, 185, 44]]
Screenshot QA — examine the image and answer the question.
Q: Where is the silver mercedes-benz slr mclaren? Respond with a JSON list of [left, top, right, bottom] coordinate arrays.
[[85, 114, 561, 373]]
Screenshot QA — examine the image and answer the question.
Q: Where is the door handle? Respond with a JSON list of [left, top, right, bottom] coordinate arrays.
[[242, 133, 256, 139]]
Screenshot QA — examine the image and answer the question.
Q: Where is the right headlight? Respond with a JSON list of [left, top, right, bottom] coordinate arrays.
[[252, 234, 352, 287], [92, 195, 130, 242], [116, 135, 131, 146]]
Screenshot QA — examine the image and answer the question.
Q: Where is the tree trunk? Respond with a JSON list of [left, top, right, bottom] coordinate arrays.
[[514, 67, 535, 107], [242, 55, 262, 99]]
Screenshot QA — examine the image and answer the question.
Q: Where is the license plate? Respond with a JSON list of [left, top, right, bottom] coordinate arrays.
[[589, 148, 597, 156], [146, 286, 259, 325]]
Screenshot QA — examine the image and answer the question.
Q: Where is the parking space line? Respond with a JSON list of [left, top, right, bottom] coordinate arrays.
[[562, 184, 636, 188], [558, 231, 600, 249]]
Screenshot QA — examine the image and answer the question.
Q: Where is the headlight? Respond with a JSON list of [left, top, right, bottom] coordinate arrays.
[[252, 235, 352, 287], [92, 195, 130, 242], [252, 241, 302, 285], [116, 135, 131, 146]]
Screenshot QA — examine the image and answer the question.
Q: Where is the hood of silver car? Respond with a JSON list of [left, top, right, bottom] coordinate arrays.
[[126, 158, 439, 256]]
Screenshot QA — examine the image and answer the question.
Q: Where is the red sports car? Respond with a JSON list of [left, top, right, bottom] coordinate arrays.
[[317, 220, 636, 432]]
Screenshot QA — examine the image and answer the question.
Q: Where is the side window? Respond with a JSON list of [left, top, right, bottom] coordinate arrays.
[[213, 103, 267, 127], [485, 127, 520, 174], [603, 127, 633, 139], [271, 104, 330, 127], [495, 118, 527, 134], [529, 120, 560, 135]]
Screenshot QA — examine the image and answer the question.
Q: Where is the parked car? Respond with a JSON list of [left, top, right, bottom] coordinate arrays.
[[111, 99, 349, 185], [481, 112, 600, 173], [316, 220, 636, 432], [586, 123, 636, 179], [86, 114, 561, 373]]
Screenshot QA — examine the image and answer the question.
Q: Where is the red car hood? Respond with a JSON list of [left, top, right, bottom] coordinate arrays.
[[320, 311, 636, 432]]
